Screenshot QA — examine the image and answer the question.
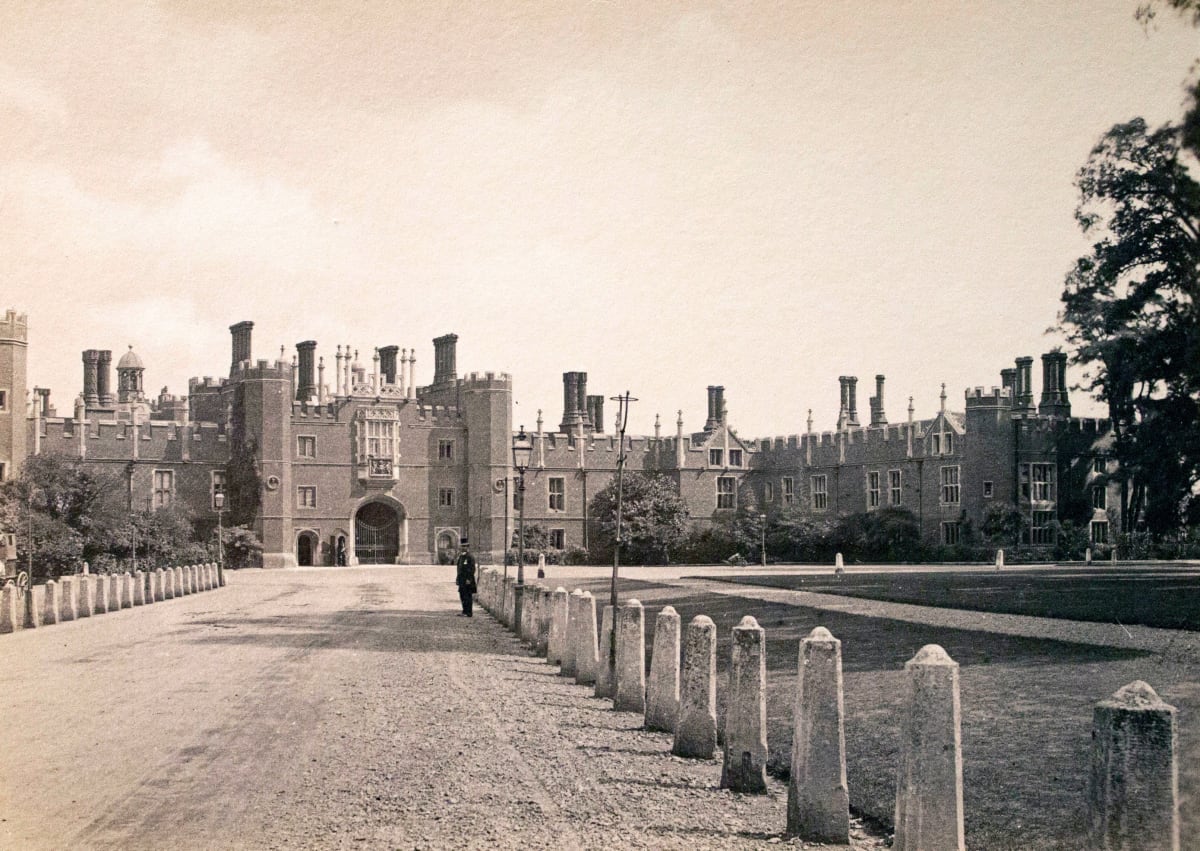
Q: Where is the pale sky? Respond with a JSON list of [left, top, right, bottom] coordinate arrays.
[[4, 2, 1197, 437]]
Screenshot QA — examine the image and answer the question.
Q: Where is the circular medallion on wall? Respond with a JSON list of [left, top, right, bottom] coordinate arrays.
[[265, 475, 281, 491]]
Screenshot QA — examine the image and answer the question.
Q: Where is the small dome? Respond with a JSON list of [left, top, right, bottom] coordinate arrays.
[[117, 345, 144, 370]]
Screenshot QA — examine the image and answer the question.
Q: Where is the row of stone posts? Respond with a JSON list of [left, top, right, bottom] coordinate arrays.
[[0, 563, 224, 635], [472, 569, 1179, 849]]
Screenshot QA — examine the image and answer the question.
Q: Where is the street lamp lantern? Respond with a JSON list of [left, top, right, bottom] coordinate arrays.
[[512, 426, 532, 632], [213, 490, 226, 587]]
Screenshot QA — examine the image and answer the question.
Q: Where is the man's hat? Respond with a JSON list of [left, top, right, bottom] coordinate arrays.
[[460, 537, 469, 547]]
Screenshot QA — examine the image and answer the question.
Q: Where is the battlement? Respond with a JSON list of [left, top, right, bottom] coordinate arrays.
[[460, 371, 512, 390], [1065, 417, 1113, 434], [237, 360, 292, 381], [417, 403, 464, 423], [965, 386, 1013, 408], [0, 309, 28, 343], [188, 376, 227, 392], [38, 416, 231, 459], [292, 400, 342, 420]]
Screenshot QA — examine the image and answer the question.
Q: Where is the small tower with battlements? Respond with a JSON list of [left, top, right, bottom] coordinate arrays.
[[0, 309, 28, 482]]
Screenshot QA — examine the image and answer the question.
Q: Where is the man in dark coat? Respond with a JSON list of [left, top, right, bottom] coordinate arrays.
[[455, 539, 477, 617]]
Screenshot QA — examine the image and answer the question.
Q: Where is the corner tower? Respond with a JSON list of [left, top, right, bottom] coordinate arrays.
[[0, 310, 28, 482]]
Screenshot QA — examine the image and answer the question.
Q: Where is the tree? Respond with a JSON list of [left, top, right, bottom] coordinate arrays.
[[0, 455, 125, 576], [589, 472, 690, 565], [1061, 117, 1200, 534]]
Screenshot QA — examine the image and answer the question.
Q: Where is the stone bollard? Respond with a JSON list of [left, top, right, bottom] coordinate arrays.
[[24, 588, 40, 628], [575, 592, 600, 686], [58, 577, 77, 621], [548, 588, 569, 665], [148, 570, 160, 603], [561, 590, 583, 678], [0, 582, 17, 634], [894, 644, 965, 851], [42, 580, 61, 626], [94, 574, 110, 615], [834, 552, 844, 572], [121, 573, 134, 608], [157, 568, 169, 601], [203, 563, 213, 591], [645, 606, 681, 733], [594, 605, 616, 699], [502, 577, 515, 629], [192, 565, 201, 593], [175, 566, 186, 596], [788, 626, 850, 842], [673, 615, 717, 759], [1086, 547, 1093, 565], [77, 575, 93, 618], [721, 615, 768, 793], [996, 548, 1004, 569], [109, 573, 122, 610], [1088, 681, 1179, 851], [535, 586, 553, 656], [132, 571, 145, 605], [615, 600, 647, 713]]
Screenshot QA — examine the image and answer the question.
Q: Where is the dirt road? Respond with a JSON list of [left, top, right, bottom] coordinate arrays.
[[0, 567, 863, 850]]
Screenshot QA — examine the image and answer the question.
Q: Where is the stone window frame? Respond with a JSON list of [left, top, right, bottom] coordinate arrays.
[[889, 469, 902, 505], [297, 434, 317, 458], [811, 474, 828, 511], [716, 476, 736, 510], [549, 528, 565, 550], [709, 448, 723, 468], [0, 389, 6, 411], [1091, 519, 1109, 544], [1092, 485, 1107, 510], [941, 520, 961, 546], [781, 476, 794, 506], [764, 481, 774, 503], [297, 486, 317, 508], [728, 448, 743, 468], [1092, 456, 1106, 475], [438, 487, 455, 509], [438, 439, 455, 461], [152, 469, 175, 509], [1030, 462, 1055, 502], [940, 466, 960, 506], [983, 480, 994, 499], [548, 477, 565, 512], [867, 471, 880, 509], [0, 462, 6, 482], [1030, 509, 1055, 545]]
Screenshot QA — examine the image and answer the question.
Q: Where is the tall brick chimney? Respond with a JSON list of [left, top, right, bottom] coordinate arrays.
[[1038, 352, 1071, 418], [97, 350, 113, 405], [82, 350, 99, 405], [432, 334, 458, 386], [229, 321, 253, 375], [379, 345, 399, 385], [705, 386, 725, 431], [586, 394, 605, 433], [296, 341, 317, 401], [869, 374, 887, 426], [1014, 356, 1035, 411], [560, 372, 585, 432]]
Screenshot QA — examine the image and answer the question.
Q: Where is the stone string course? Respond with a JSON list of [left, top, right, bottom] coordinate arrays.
[[0, 563, 225, 637], [473, 566, 1181, 847]]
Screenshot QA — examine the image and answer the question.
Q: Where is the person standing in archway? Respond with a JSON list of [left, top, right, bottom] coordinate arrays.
[[455, 539, 477, 617]]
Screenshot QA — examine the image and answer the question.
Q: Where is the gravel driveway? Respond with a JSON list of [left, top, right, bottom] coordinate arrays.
[[0, 566, 880, 850]]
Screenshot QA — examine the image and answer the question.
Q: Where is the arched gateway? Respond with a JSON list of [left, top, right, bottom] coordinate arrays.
[[354, 500, 403, 564]]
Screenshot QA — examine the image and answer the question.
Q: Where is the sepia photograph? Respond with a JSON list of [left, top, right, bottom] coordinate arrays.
[[1, 2, 1197, 848]]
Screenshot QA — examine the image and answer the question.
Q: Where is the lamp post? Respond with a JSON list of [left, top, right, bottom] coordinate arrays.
[[608, 392, 637, 611], [214, 491, 226, 587], [511, 426, 533, 632], [760, 513, 767, 567]]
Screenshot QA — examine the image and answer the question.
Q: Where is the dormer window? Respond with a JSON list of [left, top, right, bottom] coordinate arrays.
[[709, 448, 723, 467], [728, 449, 743, 467]]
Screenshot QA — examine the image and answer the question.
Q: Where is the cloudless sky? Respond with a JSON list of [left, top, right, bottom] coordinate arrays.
[[3, 2, 1197, 437]]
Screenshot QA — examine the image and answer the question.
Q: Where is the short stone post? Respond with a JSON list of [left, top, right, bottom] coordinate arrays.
[[121, 572, 134, 608], [834, 552, 844, 571], [77, 575, 94, 618], [502, 576, 515, 628], [42, 579, 61, 626], [175, 566, 186, 596], [109, 573, 122, 610], [204, 563, 214, 590], [893, 644, 965, 851], [996, 548, 1004, 569], [615, 600, 646, 713], [23, 586, 40, 629], [132, 571, 145, 605], [575, 592, 599, 686], [561, 590, 583, 678], [788, 626, 850, 842], [721, 615, 767, 793], [1086, 547, 1093, 565], [535, 586, 553, 656], [645, 606, 681, 733], [1087, 681, 1179, 851], [58, 577, 77, 621], [0, 582, 17, 634], [594, 605, 616, 699], [673, 615, 717, 759], [94, 574, 110, 614], [548, 588, 569, 666], [149, 569, 162, 602]]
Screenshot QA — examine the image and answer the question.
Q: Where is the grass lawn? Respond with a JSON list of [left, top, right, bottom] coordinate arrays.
[[569, 576, 1199, 851], [703, 568, 1200, 631]]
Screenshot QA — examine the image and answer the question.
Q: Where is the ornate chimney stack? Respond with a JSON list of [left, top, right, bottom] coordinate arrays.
[[1014, 356, 1035, 412], [869, 374, 887, 426], [379, 345, 399, 385], [81, 350, 100, 406], [296, 341, 317, 401], [1038, 352, 1071, 418], [432, 334, 458, 386], [96, 350, 113, 405], [229, 321, 253, 376], [560, 372, 585, 432], [587, 394, 605, 433], [705, 386, 725, 431]]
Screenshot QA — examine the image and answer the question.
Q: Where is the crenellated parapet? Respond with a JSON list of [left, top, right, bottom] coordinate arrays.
[[0, 309, 28, 344]]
